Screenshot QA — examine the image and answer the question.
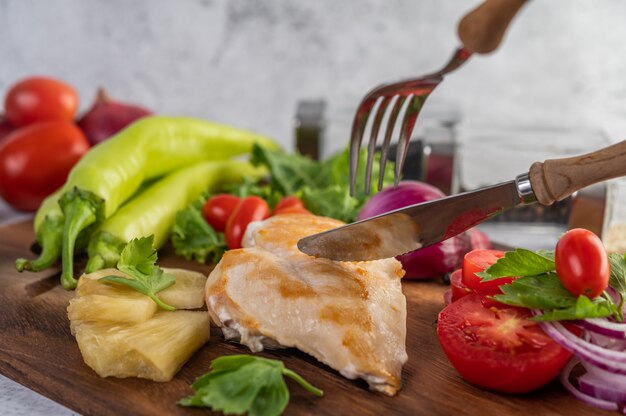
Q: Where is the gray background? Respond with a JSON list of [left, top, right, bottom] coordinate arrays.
[[1, 0, 625, 156]]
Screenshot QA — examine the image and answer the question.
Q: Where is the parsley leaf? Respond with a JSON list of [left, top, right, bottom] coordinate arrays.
[[533, 295, 613, 321], [99, 236, 176, 311], [171, 194, 227, 264], [478, 248, 555, 281], [179, 355, 323, 416], [494, 273, 615, 321]]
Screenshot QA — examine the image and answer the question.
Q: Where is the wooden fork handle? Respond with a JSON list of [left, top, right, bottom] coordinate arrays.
[[458, 0, 527, 54], [529, 141, 626, 205]]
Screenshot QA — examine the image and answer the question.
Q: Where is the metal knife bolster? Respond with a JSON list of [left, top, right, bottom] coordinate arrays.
[[515, 173, 537, 204]]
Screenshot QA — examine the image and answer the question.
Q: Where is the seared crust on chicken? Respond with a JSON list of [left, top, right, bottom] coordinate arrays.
[[206, 214, 407, 395]]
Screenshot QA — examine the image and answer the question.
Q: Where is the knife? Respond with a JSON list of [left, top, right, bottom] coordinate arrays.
[[298, 141, 626, 261]]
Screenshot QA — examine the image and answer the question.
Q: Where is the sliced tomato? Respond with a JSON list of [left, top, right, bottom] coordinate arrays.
[[225, 196, 270, 249], [450, 269, 472, 302], [437, 293, 573, 393], [202, 194, 240, 231], [462, 249, 515, 294]]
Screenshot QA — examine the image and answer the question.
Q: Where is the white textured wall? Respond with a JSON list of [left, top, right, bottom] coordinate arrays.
[[1, 0, 625, 154]]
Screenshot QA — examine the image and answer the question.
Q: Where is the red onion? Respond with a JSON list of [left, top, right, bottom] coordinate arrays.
[[358, 181, 483, 279], [560, 359, 620, 412], [538, 311, 626, 412], [78, 88, 152, 145]]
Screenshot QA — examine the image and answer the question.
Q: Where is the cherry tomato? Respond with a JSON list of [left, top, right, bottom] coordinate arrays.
[[0, 121, 89, 211], [555, 228, 609, 298], [5, 77, 79, 127], [437, 293, 573, 393], [449, 269, 472, 302], [273, 206, 312, 216], [202, 194, 240, 231], [225, 196, 270, 249], [462, 249, 515, 294], [273, 195, 305, 214]]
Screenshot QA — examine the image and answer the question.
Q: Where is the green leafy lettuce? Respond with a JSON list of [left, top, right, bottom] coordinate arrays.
[[245, 144, 394, 222], [480, 248, 621, 321], [170, 145, 395, 264], [171, 194, 227, 264], [179, 355, 323, 416], [99, 236, 176, 311]]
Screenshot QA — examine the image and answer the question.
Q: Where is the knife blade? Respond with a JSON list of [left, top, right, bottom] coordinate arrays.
[[297, 174, 535, 261], [299, 141, 626, 261]]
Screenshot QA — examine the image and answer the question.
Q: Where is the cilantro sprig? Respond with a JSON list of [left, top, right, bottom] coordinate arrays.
[[479, 248, 622, 322], [179, 355, 323, 416], [99, 236, 176, 311]]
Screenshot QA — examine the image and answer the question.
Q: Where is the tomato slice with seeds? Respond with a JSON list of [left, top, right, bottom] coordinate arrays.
[[437, 293, 573, 393]]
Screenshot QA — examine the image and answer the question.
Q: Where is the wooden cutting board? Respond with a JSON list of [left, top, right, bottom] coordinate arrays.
[[0, 220, 608, 416]]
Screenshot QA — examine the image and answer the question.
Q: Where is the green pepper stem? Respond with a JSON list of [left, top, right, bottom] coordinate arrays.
[[85, 231, 126, 273], [282, 368, 324, 397], [60, 196, 99, 290], [15, 216, 63, 272]]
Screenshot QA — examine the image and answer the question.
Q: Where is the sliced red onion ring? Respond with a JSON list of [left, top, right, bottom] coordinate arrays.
[[578, 318, 626, 340], [560, 359, 619, 412], [579, 372, 626, 403], [538, 319, 626, 375]]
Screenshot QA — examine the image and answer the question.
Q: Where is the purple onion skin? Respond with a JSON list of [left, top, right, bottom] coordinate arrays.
[[358, 181, 478, 279], [77, 88, 153, 145]]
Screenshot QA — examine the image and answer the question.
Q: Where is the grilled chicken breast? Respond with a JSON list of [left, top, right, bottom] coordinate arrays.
[[205, 214, 407, 395]]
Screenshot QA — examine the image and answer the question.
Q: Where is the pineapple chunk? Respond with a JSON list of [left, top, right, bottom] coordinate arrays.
[[159, 268, 207, 309], [73, 311, 209, 382], [68, 293, 157, 324]]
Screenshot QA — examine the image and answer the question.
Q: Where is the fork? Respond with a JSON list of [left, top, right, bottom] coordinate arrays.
[[349, 0, 528, 196]]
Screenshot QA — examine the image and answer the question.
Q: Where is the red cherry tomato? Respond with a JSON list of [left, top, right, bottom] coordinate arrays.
[[0, 121, 89, 211], [273, 206, 312, 216], [449, 269, 472, 302], [555, 228, 609, 298], [462, 249, 515, 294], [202, 194, 240, 231], [5, 77, 79, 127], [437, 293, 573, 393], [273, 195, 305, 214], [225, 196, 270, 249]]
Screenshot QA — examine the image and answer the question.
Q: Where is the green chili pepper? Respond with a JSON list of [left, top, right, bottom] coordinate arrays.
[[16, 116, 277, 290], [85, 160, 264, 273]]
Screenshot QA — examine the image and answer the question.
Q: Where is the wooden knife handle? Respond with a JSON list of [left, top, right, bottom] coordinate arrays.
[[458, 0, 527, 54], [529, 141, 626, 206]]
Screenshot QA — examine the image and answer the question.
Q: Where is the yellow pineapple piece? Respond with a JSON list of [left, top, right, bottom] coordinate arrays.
[[158, 268, 207, 309], [73, 311, 209, 382], [68, 293, 158, 324]]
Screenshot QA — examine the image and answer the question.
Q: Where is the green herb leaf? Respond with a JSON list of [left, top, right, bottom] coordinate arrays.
[[478, 248, 556, 281], [171, 195, 227, 264], [494, 273, 576, 309], [532, 295, 613, 321], [179, 355, 323, 416], [99, 236, 176, 311], [494, 273, 616, 321]]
